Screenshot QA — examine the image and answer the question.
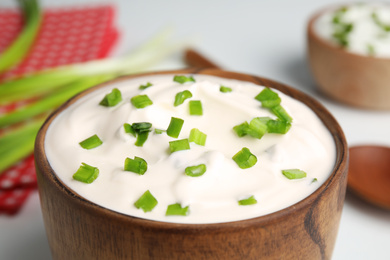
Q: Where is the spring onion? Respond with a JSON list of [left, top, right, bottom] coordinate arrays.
[[165, 203, 189, 216], [99, 88, 122, 107], [331, 7, 353, 47], [124, 122, 152, 146], [312, 178, 318, 183], [135, 131, 149, 147], [173, 75, 195, 84], [79, 134, 103, 149], [188, 128, 207, 146], [238, 195, 257, 206], [169, 139, 190, 153], [255, 87, 281, 108], [271, 105, 292, 123], [246, 117, 269, 139], [132, 122, 152, 133], [266, 120, 291, 134], [154, 128, 165, 134], [174, 90, 192, 106], [189, 100, 203, 115], [72, 163, 99, 184], [0, 0, 42, 74], [139, 82, 153, 90], [124, 123, 136, 137], [232, 147, 257, 169], [220, 85, 232, 93], [282, 169, 307, 180], [185, 164, 206, 177], [166, 117, 184, 138], [233, 122, 250, 137], [372, 12, 390, 32], [131, 95, 153, 109], [124, 157, 147, 175], [134, 190, 158, 212]]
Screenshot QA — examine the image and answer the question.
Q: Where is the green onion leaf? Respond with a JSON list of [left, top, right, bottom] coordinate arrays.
[[238, 195, 257, 206], [372, 12, 390, 32], [312, 178, 318, 183], [282, 169, 307, 180], [189, 100, 203, 115], [72, 163, 99, 184], [166, 203, 189, 216], [189, 128, 207, 146], [154, 128, 165, 134], [135, 131, 149, 147], [134, 190, 158, 212], [233, 147, 257, 169], [169, 139, 190, 153], [220, 85, 232, 93], [233, 122, 250, 137], [99, 88, 122, 107], [124, 123, 136, 137], [173, 75, 195, 84], [255, 87, 281, 108], [185, 164, 206, 177], [174, 90, 192, 106], [247, 117, 269, 139], [266, 120, 291, 134], [124, 156, 147, 175], [139, 82, 153, 90], [79, 134, 103, 149], [271, 105, 292, 123], [131, 95, 153, 109], [166, 117, 184, 138], [132, 122, 152, 133]]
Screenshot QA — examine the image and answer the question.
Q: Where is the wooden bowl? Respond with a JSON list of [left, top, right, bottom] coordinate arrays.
[[307, 6, 390, 110], [35, 68, 348, 260]]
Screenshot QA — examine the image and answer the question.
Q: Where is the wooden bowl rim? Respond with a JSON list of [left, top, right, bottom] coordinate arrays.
[[307, 3, 390, 62], [35, 68, 348, 230]]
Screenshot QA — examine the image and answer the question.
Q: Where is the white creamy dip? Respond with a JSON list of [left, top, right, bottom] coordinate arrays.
[[315, 3, 390, 57], [45, 74, 335, 224]]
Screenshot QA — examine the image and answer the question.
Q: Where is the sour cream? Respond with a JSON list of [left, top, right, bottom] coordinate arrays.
[[44, 74, 335, 224], [315, 3, 390, 57]]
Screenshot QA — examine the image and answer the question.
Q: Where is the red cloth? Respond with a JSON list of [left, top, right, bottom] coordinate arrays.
[[0, 5, 119, 215]]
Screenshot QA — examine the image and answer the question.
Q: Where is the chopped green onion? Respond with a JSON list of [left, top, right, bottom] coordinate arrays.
[[124, 156, 147, 175], [282, 169, 307, 180], [238, 195, 257, 206], [266, 120, 291, 134], [233, 122, 250, 137], [185, 164, 206, 177], [372, 12, 390, 32], [79, 134, 103, 149], [232, 147, 257, 169], [166, 203, 189, 216], [174, 90, 192, 106], [169, 139, 190, 153], [132, 122, 152, 133], [220, 86, 232, 93], [99, 88, 122, 107], [173, 75, 195, 84], [124, 123, 136, 137], [166, 117, 184, 138], [72, 163, 99, 184], [189, 100, 203, 115], [247, 117, 269, 139], [135, 131, 149, 147], [154, 128, 165, 134], [255, 87, 281, 108], [271, 105, 292, 123], [312, 178, 318, 183], [139, 82, 153, 90], [134, 190, 158, 212], [131, 94, 153, 109], [189, 128, 207, 146]]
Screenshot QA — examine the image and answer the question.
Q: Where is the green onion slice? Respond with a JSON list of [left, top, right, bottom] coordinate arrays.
[[99, 88, 122, 107], [135, 131, 149, 147], [266, 120, 291, 134], [169, 139, 190, 153], [282, 169, 307, 180], [185, 164, 206, 177], [311, 178, 318, 183], [139, 82, 153, 90], [79, 134, 103, 149], [166, 117, 184, 138], [174, 90, 193, 106], [134, 190, 158, 212], [173, 75, 195, 84], [132, 122, 152, 133], [255, 87, 281, 108], [189, 100, 203, 115], [246, 117, 269, 139], [233, 122, 250, 137], [189, 128, 207, 146], [238, 195, 257, 206], [233, 147, 257, 169], [124, 123, 136, 137], [124, 156, 147, 175], [154, 128, 165, 134], [72, 163, 99, 184], [271, 105, 292, 123], [131, 95, 153, 109], [220, 85, 232, 93], [165, 203, 189, 216]]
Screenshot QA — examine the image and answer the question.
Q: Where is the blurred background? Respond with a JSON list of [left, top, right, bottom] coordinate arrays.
[[0, 0, 389, 259]]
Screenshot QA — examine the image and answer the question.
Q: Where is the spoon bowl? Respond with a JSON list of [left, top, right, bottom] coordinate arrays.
[[348, 145, 390, 210]]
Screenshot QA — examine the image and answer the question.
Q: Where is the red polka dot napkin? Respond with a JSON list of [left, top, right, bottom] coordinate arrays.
[[0, 5, 119, 215]]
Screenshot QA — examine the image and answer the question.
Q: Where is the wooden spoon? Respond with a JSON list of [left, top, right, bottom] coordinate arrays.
[[348, 145, 390, 210]]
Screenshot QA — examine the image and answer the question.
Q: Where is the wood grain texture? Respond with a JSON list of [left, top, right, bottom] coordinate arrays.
[[307, 9, 390, 110], [35, 69, 349, 260]]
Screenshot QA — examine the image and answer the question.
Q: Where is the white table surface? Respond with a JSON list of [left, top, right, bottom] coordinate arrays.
[[1, 0, 390, 259]]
